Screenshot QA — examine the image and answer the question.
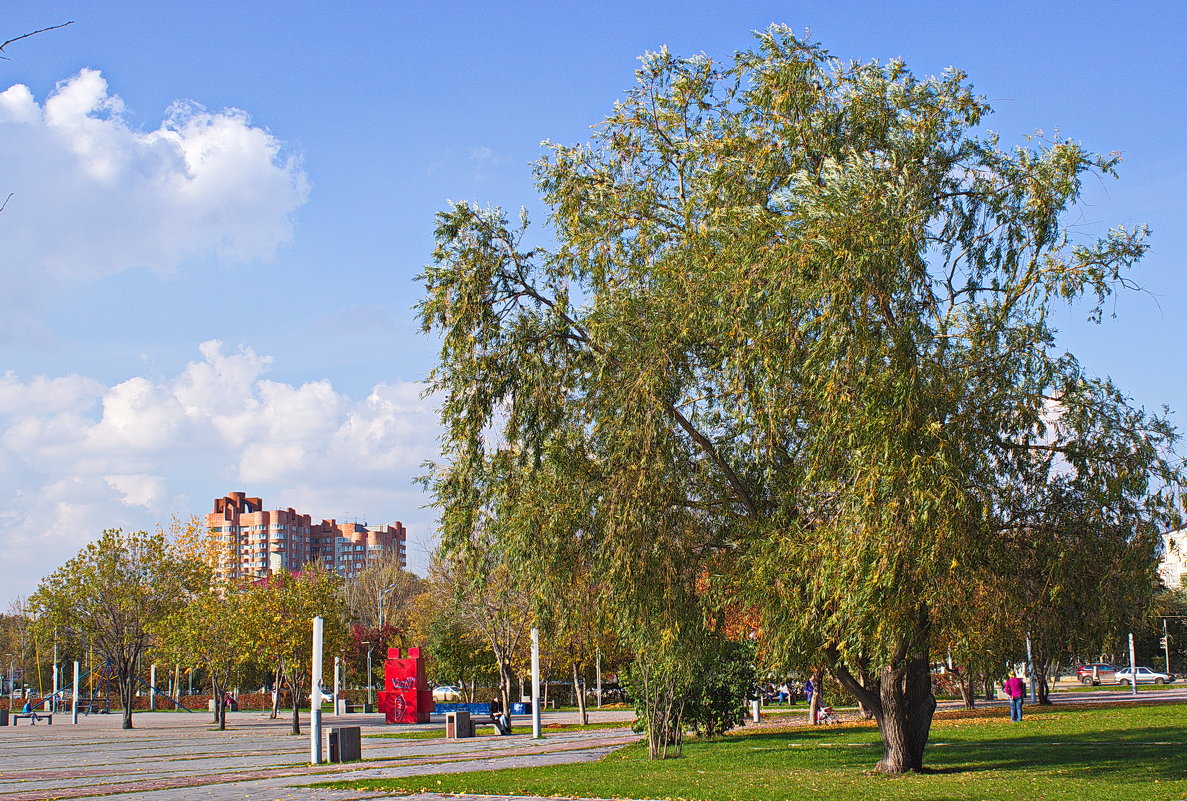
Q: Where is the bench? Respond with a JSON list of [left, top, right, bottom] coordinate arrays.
[[474, 720, 514, 736], [76, 698, 110, 715], [342, 702, 372, 714], [13, 713, 52, 725]]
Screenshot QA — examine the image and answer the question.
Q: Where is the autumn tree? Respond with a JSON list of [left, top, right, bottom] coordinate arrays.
[[153, 587, 254, 729], [30, 529, 207, 729], [344, 553, 423, 647], [408, 581, 496, 700], [239, 567, 349, 735], [421, 547, 532, 713], [419, 27, 1181, 772]]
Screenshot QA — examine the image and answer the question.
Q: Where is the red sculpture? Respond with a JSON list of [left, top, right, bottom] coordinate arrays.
[[376, 647, 432, 724]]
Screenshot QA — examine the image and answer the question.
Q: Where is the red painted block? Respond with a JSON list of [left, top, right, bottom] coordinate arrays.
[[376, 647, 431, 724]]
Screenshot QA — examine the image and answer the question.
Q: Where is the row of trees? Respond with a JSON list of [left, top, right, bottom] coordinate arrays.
[[11, 518, 629, 734], [27, 527, 351, 732], [417, 26, 1183, 772]]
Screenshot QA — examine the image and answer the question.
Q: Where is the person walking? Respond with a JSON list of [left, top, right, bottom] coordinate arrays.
[[1004, 674, 1026, 722]]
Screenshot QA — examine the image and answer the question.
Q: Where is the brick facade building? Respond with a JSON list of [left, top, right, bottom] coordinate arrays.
[[207, 491, 407, 581]]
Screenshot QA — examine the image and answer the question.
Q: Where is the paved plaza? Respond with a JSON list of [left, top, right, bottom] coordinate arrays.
[[4, 690, 1184, 801], [0, 708, 639, 801]]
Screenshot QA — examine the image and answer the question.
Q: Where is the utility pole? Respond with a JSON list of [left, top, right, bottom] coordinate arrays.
[[333, 656, 341, 716], [362, 642, 374, 707], [1164, 618, 1172, 675]]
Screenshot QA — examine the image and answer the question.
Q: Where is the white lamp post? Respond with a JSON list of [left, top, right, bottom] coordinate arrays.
[[362, 641, 374, 707], [310, 617, 324, 765]]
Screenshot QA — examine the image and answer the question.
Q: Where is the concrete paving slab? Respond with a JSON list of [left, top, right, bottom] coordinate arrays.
[[0, 709, 639, 801]]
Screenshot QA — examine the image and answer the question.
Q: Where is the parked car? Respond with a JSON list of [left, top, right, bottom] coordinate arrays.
[[432, 685, 462, 702], [1075, 663, 1118, 686], [1115, 666, 1174, 685]]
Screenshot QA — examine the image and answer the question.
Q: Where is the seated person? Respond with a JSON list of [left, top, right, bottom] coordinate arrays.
[[21, 699, 42, 723], [489, 697, 512, 735]]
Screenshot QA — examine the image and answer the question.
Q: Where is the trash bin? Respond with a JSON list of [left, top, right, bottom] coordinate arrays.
[[0, 710, 8, 726], [327, 726, 362, 762], [446, 710, 473, 738]]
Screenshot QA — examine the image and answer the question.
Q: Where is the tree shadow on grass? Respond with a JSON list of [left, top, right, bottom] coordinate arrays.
[[920, 724, 1187, 782], [730, 719, 1187, 783]]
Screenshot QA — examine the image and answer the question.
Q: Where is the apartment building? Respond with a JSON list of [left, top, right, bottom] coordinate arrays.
[[207, 491, 408, 581]]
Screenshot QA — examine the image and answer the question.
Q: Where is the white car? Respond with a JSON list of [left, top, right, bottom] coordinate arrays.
[[432, 685, 462, 701], [1115, 666, 1174, 685]]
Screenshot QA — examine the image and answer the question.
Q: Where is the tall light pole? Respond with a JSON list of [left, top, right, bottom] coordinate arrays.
[[6, 653, 13, 700], [362, 641, 374, 706], [377, 583, 397, 631]]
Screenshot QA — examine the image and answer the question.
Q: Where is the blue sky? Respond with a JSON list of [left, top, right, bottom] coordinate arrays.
[[1, 1, 1184, 604]]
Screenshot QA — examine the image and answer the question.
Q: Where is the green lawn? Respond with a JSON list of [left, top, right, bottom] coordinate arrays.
[[325, 702, 1187, 801], [365, 720, 632, 740], [1051, 682, 1180, 693]]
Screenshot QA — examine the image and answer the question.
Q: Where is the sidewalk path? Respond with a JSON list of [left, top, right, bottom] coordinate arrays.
[[0, 709, 638, 801]]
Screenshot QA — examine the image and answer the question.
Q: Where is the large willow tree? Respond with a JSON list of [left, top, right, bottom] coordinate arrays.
[[419, 28, 1180, 773]]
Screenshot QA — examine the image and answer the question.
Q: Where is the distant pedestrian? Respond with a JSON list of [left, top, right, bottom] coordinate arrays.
[[803, 678, 814, 706], [1004, 675, 1025, 722], [778, 682, 790, 704]]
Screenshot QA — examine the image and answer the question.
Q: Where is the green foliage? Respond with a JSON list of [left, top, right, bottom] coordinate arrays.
[[417, 25, 1182, 772], [422, 606, 497, 690], [681, 636, 757, 739], [152, 587, 255, 729], [236, 566, 350, 734], [30, 528, 208, 728]]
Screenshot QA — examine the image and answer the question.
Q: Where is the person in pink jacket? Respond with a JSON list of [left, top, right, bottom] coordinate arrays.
[[1004, 675, 1026, 722]]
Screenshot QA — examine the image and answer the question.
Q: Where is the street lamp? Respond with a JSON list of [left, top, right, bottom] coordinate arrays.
[[6, 653, 13, 701], [362, 641, 374, 707], [376, 583, 397, 631]]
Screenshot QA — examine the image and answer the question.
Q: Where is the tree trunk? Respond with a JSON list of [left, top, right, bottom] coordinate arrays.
[[573, 661, 588, 725], [211, 676, 223, 727], [270, 663, 282, 719], [498, 659, 514, 714], [829, 613, 938, 774], [870, 655, 937, 773], [808, 670, 822, 725], [288, 672, 302, 735], [1034, 658, 1052, 705], [958, 672, 976, 710], [119, 672, 135, 730]]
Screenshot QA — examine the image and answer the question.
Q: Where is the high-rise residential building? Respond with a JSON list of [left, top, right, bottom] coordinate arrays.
[[206, 491, 408, 581]]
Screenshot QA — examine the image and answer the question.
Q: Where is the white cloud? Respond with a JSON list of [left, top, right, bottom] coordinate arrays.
[[0, 341, 441, 602], [0, 69, 309, 338]]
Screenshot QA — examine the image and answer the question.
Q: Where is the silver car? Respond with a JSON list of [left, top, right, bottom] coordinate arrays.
[[1115, 666, 1174, 685]]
